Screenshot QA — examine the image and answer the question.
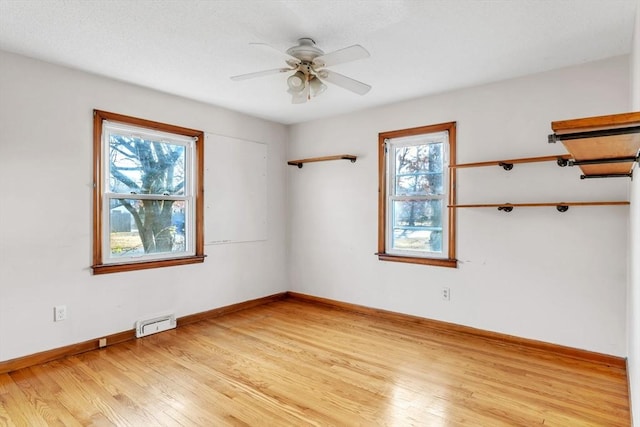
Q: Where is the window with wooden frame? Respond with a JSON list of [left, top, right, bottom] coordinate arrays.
[[92, 110, 205, 274], [378, 122, 457, 268]]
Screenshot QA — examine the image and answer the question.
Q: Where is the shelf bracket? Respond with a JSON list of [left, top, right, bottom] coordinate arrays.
[[497, 206, 513, 212], [556, 205, 569, 213], [549, 125, 640, 143], [557, 157, 569, 167], [498, 162, 513, 171], [580, 172, 633, 180], [570, 155, 639, 167]]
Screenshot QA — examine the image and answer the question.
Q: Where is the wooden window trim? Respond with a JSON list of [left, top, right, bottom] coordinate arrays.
[[92, 110, 205, 274], [377, 122, 457, 268]]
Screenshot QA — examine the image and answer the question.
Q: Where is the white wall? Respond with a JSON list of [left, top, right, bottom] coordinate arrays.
[[0, 51, 289, 362], [629, 2, 640, 424], [288, 56, 630, 356]]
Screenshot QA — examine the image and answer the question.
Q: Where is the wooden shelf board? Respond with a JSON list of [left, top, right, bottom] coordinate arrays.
[[551, 112, 640, 177], [578, 162, 636, 176], [288, 154, 357, 167], [551, 112, 640, 134], [562, 134, 639, 176], [449, 201, 629, 208], [451, 154, 571, 169]]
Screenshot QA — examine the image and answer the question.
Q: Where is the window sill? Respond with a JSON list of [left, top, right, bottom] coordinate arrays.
[[92, 255, 206, 275], [377, 253, 458, 268]]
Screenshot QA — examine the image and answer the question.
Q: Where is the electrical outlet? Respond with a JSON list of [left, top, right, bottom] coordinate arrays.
[[54, 305, 67, 322], [441, 287, 450, 301]]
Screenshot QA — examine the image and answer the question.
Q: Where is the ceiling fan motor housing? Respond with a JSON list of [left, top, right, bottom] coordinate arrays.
[[286, 38, 324, 62]]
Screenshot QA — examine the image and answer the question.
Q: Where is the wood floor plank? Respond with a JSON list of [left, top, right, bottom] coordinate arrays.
[[0, 299, 630, 425], [0, 374, 50, 426], [8, 368, 82, 427]]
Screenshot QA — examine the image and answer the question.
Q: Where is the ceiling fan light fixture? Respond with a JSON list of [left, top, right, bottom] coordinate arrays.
[[290, 85, 310, 104], [287, 71, 306, 91], [309, 77, 327, 97]]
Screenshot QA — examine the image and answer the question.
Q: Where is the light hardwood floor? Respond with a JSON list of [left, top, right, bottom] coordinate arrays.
[[0, 299, 630, 426]]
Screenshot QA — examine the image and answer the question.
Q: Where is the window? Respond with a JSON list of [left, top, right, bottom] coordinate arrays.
[[92, 110, 205, 274], [378, 122, 457, 268]]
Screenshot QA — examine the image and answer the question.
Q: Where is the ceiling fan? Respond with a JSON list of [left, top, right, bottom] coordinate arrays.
[[230, 38, 371, 104]]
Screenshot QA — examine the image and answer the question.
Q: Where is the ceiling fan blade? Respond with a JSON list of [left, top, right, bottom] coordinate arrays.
[[249, 42, 299, 61], [313, 44, 370, 67], [318, 70, 371, 95], [248, 42, 282, 51], [230, 67, 293, 81]]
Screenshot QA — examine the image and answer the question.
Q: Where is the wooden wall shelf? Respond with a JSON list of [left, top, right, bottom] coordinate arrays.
[[445, 113, 637, 218], [451, 154, 571, 170], [549, 111, 640, 179], [449, 201, 629, 213], [451, 112, 639, 179], [288, 154, 357, 168]]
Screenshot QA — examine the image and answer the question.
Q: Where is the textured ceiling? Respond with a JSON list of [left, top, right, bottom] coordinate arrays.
[[0, 0, 637, 125]]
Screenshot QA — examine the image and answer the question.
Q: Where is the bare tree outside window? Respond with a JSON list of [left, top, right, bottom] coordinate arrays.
[[108, 136, 186, 256]]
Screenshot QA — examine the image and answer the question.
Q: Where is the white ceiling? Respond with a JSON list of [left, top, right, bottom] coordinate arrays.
[[0, 0, 637, 125]]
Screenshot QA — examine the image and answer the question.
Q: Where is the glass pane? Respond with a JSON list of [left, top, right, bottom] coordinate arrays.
[[396, 173, 443, 196], [109, 198, 187, 257], [394, 143, 443, 195], [391, 200, 443, 253], [109, 134, 186, 195]]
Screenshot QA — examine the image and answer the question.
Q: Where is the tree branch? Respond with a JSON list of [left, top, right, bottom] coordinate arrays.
[[115, 199, 144, 234], [110, 167, 140, 191]]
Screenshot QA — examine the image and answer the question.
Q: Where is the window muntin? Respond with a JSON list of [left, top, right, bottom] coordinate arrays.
[[93, 110, 205, 274], [378, 122, 457, 267]]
